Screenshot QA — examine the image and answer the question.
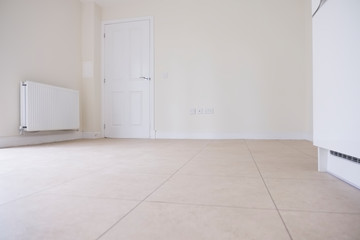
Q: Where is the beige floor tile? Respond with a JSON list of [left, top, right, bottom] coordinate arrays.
[[22, 140, 142, 160], [148, 175, 275, 209], [281, 211, 360, 240], [257, 161, 335, 180], [132, 139, 208, 153], [1, 139, 359, 240], [110, 157, 188, 175], [280, 140, 318, 158], [203, 142, 250, 153], [246, 140, 308, 159], [0, 165, 105, 205], [252, 153, 317, 163], [100, 202, 291, 240], [301, 149, 318, 158], [197, 150, 254, 161], [251, 150, 317, 162], [251, 152, 310, 162], [46, 169, 169, 201], [205, 139, 246, 147], [0, 148, 52, 175], [200, 141, 252, 158], [0, 141, 140, 173], [136, 150, 200, 161], [179, 157, 260, 177], [279, 140, 315, 148], [266, 179, 360, 213], [0, 193, 138, 240], [149, 139, 209, 148], [0, 169, 67, 205], [246, 140, 296, 151], [0, 146, 128, 204]]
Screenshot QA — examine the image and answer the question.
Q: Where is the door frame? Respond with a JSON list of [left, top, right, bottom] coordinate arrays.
[[101, 16, 155, 139]]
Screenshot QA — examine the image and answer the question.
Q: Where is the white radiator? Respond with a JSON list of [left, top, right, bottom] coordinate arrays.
[[20, 81, 80, 132]]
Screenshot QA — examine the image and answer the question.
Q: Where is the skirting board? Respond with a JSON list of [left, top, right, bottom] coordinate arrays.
[[155, 131, 312, 140], [0, 131, 82, 148], [0, 131, 312, 148], [327, 151, 360, 190], [82, 132, 102, 139]]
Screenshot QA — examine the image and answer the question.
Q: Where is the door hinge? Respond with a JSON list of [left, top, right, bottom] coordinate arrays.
[[104, 79, 106, 83], [104, 33, 106, 38], [104, 124, 106, 129]]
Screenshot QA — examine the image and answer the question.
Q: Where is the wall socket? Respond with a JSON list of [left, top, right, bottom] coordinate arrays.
[[205, 108, 214, 114], [190, 107, 214, 115]]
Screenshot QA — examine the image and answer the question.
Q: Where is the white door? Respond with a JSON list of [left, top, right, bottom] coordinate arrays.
[[104, 19, 151, 138]]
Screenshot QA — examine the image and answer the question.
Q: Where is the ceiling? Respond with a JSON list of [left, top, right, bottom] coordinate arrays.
[[83, 0, 320, 13], [80, 0, 145, 7]]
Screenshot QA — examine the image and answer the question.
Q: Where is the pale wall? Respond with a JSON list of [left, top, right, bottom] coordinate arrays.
[[0, 0, 313, 141], [0, 0, 81, 137], [101, 0, 313, 139], [81, 2, 102, 136]]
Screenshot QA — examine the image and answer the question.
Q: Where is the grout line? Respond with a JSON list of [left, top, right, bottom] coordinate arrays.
[[277, 208, 360, 215], [262, 176, 337, 181], [0, 140, 207, 208], [244, 140, 294, 240], [176, 173, 261, 178], [0, 139, 198, 207], [33, 193, 143, 202], [278, 140, 317, 159], [148, 200, 360, 215], [0, 160, 126, 208], [145, 200, 277, 211], [95, 140, 210, 240]]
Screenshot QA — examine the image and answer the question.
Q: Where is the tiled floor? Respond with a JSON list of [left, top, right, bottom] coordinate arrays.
[[0, 139, 359, 240]]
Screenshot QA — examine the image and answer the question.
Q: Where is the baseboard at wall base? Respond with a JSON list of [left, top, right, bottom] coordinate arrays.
[[82, 132, 102, 139], [155, 132, 312, 140], [327, 151, 360, 190], [0, 131, 312, 148], [0, 131, 83, 148]]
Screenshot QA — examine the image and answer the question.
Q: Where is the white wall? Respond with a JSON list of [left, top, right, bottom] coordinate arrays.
[[0, 0, 82, 137], [81, 2, 102, 137], [0, 0, 313, 144], [101, 0, 313, 139]]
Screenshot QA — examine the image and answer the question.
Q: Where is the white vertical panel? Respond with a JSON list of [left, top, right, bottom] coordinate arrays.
[[113, 30, 129, 80], [328, 153, 360, 189], [21, 81, 79, 131], [313, 0, 360, 158], [112, 92, 125, 126], [130, 91, 142, 125], [104, 19, 151, 138], [313, 0, 360, 189], [130, 28, 143, 79]]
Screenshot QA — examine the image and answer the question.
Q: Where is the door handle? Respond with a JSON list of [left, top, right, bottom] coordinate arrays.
[[139, 76, 151, 80]]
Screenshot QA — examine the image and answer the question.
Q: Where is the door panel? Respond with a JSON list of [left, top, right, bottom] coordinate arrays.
[[130, 91, 142, 126], [112, 92, 125, 126], [104, 20, 151, 138]]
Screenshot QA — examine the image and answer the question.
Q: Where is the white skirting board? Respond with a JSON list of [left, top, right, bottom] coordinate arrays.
[[0, 131, 82, 148], [0, 131, 311, 148], [318, 148, 360, 189], [82, 132, 102, 139], [155, 131, 312, 140], [328, 159, 360, 189]]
